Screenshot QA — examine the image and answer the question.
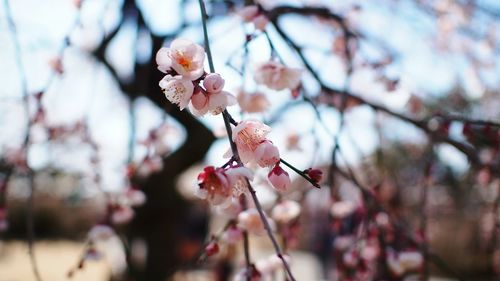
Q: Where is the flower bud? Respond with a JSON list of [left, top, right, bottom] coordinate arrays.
[[304, 168, 323, 183], [268, 165, 291, 192], [203, 73, 225, 93]]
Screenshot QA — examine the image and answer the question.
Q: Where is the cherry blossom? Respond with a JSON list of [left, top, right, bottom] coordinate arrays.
[[229, 120, 277, 165], [221, 225, 243, 244], [196, 166, 253, 206], [156, 38, 205, 80], [159, 75, 194, 110], [268, 165, 291, 192], [254, 61, 302, 91]]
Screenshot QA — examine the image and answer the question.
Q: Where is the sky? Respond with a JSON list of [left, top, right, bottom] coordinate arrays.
[[0, 0, 499, 192]]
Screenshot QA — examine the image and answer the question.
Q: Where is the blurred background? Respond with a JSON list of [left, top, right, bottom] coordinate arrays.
[[0, 0, 499, 280]]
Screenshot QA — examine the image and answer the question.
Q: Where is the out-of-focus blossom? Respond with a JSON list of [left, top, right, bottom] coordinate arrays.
[[333, 235, 355, 251], [84, 247, 102, 261], [271, 200, 301, 224], [330, 200, 357, 219], [238, 208, 274, 235], [222, 225, 243, 244], [237, 91, 270, 113], [233, 264, 262, 281], [124, 188, 146, 207], [343, 250, 359, 268], [156, 39, 205, 80], [111, 206, 135, 225], [268, 165, 291, 192], [387, 249, 423, 276], [88, 224, 115, 241], [238, 5, 268, 31], [254, 61, 302, 91], [159, 75, 194, 110], [256, 254, 291, 275]]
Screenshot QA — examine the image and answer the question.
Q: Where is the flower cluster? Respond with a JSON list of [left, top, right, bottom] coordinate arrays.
[[156, 39, 236, 115]]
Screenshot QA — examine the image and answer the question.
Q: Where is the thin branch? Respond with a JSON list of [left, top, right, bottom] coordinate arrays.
[[198, 1, 296, 280]]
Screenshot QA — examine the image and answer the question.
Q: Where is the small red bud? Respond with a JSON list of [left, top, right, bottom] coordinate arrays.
[[304, 168, 323, 183], [205, 241, 219, 256]]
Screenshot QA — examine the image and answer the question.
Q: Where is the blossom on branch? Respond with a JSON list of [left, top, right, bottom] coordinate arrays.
[[156, 38, 205, 80], [159, 74, 194, 110], [196, 166, 253, 206], [228, 120, 280, 167], [268, 164, 291, 192]]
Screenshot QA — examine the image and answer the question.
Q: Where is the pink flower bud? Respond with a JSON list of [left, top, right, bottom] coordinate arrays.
[[268, 165, 291, 192], [203, 73, 225, 93], [255, 140, 280, 168], [191, 88, 209, 110], [111, 206, 134, 225]]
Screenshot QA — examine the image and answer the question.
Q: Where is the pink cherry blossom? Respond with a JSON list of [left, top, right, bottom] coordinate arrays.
[[271, 200, 301, 224], [196, 166, 253, 206], [254, 61, 302, 91], [268, 165, 291, 192], [237, 91, 270, 113], [156, 38, 205, 80], [229, 120, 272, 165], [159, 75, 194, 110], [203, 73, 225, 93], [254, 140, 280, 167], [196, 166, 231, 206]]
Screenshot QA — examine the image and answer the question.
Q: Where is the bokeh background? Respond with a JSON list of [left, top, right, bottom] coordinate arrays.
[[0, 0, 499, 280]]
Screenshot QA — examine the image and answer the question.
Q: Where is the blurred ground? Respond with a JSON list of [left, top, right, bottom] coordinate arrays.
[[0, 240, 464, 281], [0, 241, 110, 281]]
